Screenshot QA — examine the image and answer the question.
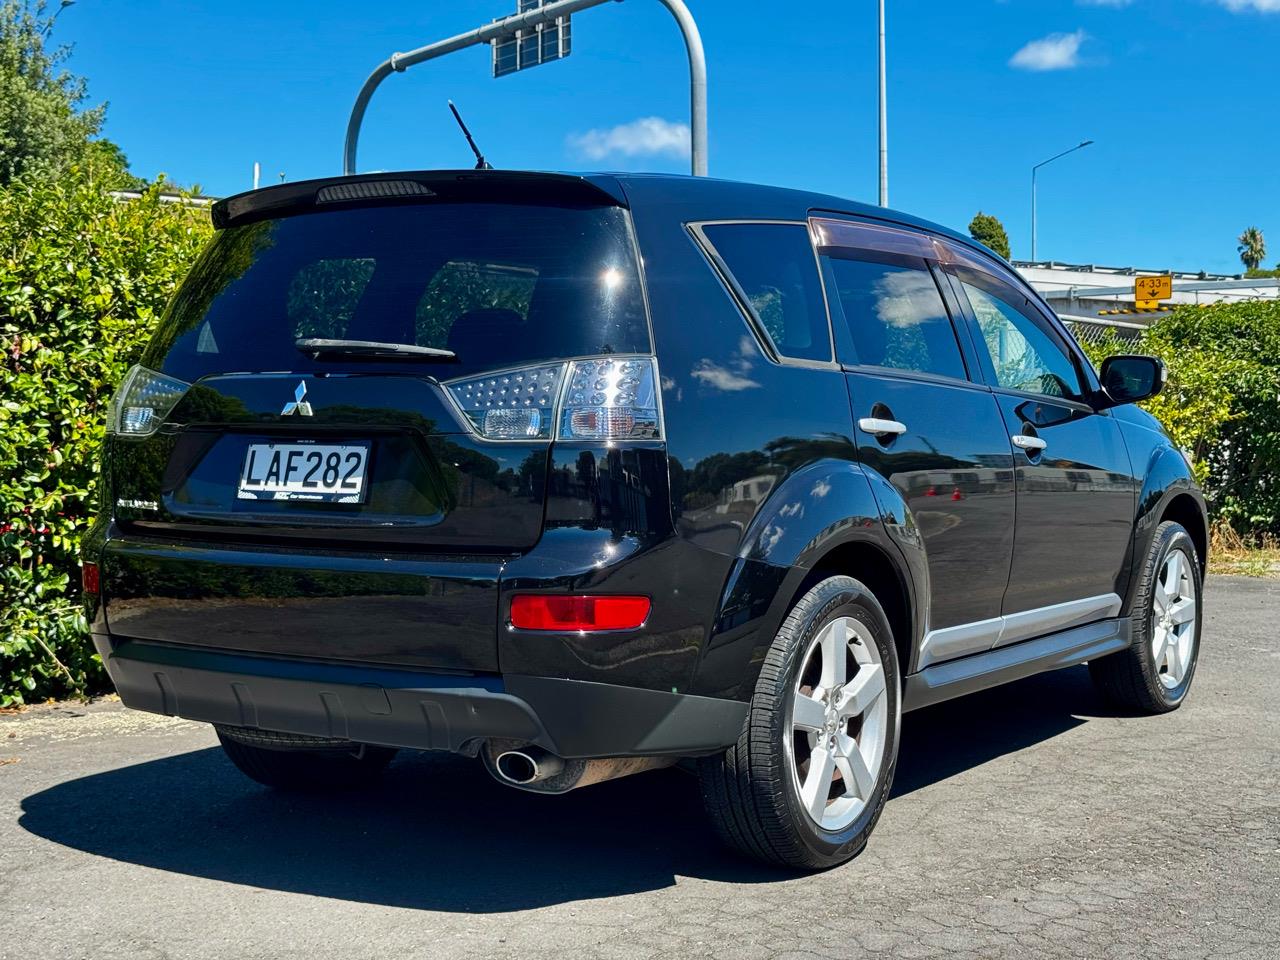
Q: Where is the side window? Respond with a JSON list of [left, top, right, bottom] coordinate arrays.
[[701, 223, 831, 362], [823, 255, 967, 381], [959, 279, 1083, 399]]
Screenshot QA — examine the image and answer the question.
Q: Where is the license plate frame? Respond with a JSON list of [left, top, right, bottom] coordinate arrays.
[[237, 441, 372, 504]]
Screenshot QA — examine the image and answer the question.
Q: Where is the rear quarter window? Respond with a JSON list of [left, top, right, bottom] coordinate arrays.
[[699, 222, 832, 363]]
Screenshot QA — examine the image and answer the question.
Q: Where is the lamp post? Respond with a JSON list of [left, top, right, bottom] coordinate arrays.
[[41, 0, 75, 36], [878, 0, 887, 207], [1031, 139, 1093, 262]]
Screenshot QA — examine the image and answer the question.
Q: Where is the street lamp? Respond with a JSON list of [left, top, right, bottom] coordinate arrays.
[[1031, 139, 1093, 262], [878, 0, 888, 207], [41, 0, 75, 36]]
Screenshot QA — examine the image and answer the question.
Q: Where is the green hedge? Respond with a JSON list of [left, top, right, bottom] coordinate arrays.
[[1142, 303, 1280, 534], [0, 166, 211, 705], [1078, 302, 1280, 536]]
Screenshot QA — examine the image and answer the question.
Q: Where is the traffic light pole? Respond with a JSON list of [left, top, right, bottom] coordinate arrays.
[[342, 0, 708, 177]]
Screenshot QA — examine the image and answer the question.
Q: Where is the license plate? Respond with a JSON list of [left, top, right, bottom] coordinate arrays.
[[237, 442, 371, 503]]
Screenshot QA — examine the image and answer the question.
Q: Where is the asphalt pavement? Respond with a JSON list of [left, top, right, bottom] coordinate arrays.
[[1, 576, 1277, 960]]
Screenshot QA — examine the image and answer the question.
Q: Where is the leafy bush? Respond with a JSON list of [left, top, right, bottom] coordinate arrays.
[[1143, 303, 1280, 535], [0, 165, 211, 705], [1077, 301, 1280, 535]]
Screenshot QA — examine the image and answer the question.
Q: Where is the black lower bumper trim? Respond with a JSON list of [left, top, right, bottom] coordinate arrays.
[[100, 638, 748, 759]]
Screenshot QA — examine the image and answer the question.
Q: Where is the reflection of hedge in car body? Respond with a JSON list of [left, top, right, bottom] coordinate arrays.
[[106, 556, 427, 603]]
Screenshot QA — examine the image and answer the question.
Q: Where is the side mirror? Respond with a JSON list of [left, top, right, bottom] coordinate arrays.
[[1097, 354, 1166, 408]]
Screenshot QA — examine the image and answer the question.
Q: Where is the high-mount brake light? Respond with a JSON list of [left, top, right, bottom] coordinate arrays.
[[510, 595, 652, 632], [443, 356, 661, 442], [107, 365, 192, 438]]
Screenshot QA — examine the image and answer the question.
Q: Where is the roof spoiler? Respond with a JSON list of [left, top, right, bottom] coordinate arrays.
[[211, 170, 627, 230]]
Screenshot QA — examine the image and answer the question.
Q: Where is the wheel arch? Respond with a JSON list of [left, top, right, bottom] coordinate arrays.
[[688, 459, 925, 700], [1160, 492, 1208, 576], [739, 458, 922, 678], [792, 539, 917, 682], [1121, 442, 1209, 614]]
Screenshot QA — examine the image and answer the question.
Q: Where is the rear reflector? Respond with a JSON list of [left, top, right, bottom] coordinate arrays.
[[510, 595, 651, 631], [82, 561, 100, 596]]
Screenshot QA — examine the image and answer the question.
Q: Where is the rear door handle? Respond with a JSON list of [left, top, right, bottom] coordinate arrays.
[[858, 417, 908, 437], [1012, 434, 1048, 452]]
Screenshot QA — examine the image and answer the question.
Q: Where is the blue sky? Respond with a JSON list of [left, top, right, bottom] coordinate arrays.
[[57, 0, 1279, 273]]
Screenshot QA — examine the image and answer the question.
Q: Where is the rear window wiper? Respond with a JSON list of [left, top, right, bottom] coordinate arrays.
[[295, 338, 457, 362]]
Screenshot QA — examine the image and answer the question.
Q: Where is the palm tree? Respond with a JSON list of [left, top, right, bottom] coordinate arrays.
[[1238, 226, 1266, 272]]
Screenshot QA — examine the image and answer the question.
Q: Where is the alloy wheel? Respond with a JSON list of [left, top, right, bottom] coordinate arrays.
[[1152, 548, 1197, 689], [787, 616, 889, 831]]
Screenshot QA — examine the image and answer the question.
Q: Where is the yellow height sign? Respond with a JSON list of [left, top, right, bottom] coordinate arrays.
[[1135, 275, 1173, 310]]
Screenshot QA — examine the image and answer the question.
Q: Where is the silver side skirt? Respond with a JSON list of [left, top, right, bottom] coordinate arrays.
[[919, 593, 1123, 670], [903, 617, 1130, 712]]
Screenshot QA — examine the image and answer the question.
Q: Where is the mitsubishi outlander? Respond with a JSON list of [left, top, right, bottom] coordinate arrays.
[[84, 170, 1207, 869]]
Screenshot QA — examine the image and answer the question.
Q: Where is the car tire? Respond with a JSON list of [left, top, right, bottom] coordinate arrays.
[[216, 726, 396, 791], [1090, 520, 1203, 713], [698, 575, 900, 870]]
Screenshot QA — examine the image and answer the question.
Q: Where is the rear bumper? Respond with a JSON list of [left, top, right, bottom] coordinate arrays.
[[94, 534, 504, 673], [98, 636, 748, 760]]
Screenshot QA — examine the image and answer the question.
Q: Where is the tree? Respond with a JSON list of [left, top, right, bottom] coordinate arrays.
[[0, 0, 126, 186], [969, 211, 1011, 261], [1237, 226, 1266, 273]]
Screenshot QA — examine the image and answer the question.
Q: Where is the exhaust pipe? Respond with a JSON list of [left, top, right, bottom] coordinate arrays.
[[483, 740, 674, 794], [493, 746, 564, 785]]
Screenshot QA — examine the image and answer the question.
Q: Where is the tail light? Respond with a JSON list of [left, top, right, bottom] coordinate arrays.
[[559, 357, 660, 440], [81, 561, 100, 596], [106, 365, 191, 438], [444, 362, 564, 439], [510, 594, 651, 631], [445, 356, 661, 442]]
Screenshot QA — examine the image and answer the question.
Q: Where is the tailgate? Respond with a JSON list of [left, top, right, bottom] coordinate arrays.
[[112, 373, 548, 551]]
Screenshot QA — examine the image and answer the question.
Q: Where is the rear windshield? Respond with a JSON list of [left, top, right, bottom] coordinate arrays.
[[144, 203, 650, 380]]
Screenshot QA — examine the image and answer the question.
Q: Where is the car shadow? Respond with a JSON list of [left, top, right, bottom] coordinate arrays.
[[19, 665, 1122, 910], [891, 662, 1120, 797]]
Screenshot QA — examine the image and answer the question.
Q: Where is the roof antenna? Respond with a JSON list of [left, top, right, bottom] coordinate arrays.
[[448, 100, 492, 170]]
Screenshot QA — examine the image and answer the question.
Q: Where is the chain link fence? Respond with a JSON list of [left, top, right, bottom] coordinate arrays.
[[1065, 318, 1145, 349]]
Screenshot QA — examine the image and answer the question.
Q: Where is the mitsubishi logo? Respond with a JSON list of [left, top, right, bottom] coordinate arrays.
[[281, 381, 313, 417]]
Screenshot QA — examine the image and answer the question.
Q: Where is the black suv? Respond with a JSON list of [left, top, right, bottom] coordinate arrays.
[[85, 171, 1207, 869]]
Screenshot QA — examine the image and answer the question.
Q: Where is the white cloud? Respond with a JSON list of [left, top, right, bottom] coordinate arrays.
[[1010, 30, 1088, 71], [691, 337, 762, 392], [1217, 0, 1280, 11], [567, 117, 691, 161], [691, 359, 760, 392]]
